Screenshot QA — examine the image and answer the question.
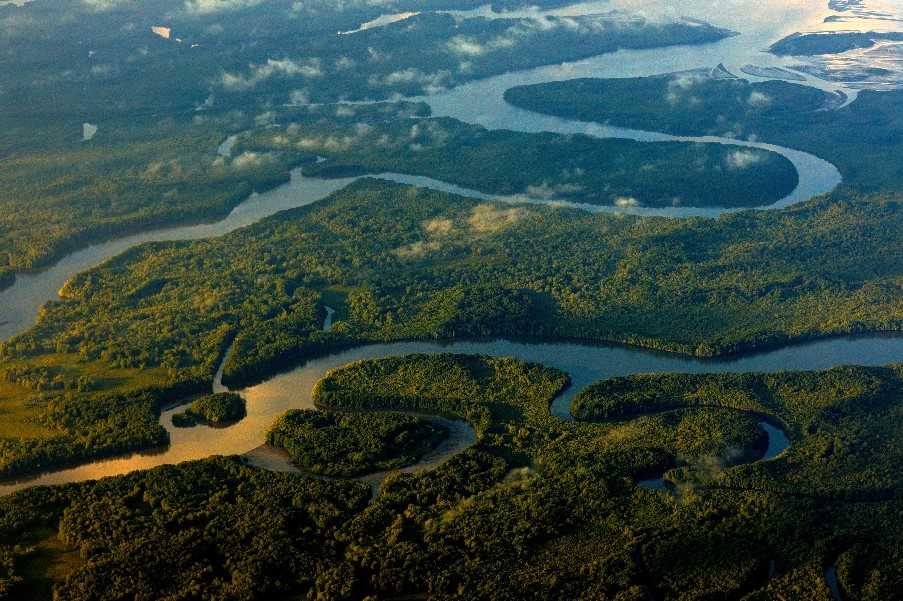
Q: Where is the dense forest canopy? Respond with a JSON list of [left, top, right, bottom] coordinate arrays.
[[266, 113, 798, 209], [3, 356, 903, 599], [0, 74, 799, 288], [171, 392, 246, 427], [266, 409, 449, 477]]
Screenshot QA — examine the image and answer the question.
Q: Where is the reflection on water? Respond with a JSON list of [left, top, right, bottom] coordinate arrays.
[[338, 12, 420, 35], [638, 478, 670, 490], [760, 421, 791, 461], [825, 562, 844, 601], [781, 0, 903, 90], [2, 334, 901, 496], [366, 0, 903, 92], [798, 38, 903, 90]]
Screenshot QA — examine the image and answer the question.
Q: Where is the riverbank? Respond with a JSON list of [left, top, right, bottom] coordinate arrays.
[[2, 333, 901, 495]]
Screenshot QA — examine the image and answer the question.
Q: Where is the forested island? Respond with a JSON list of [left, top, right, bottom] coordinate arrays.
[[769, 31, 903, 56], [267, 409, 448, 477], [269, 114, 798, 209], [2, 354, 903, 599], [171, 392, 246, 428], [504, 70, 903, 192]]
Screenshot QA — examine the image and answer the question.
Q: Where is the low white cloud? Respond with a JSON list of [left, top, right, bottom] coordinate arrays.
[[335, 56, 356, 70], [90, 64, 114, 76], [230, 151, 274, 170], [726, 149, 764, 169], [446, 36, 487, 56], [748, 90, 772, 107], [145, 159, 186, 179], [184, 0, 262, 15], [394, 240, 441, 259], [666, 72, 706, 105], [424, 217, 454, 235], [294, 134, 357, 152], [614, 196, 640, 207], [446, 14, 625, 58], [408, 121, 450, 146], [289, 89, 310, 105], [368, 68, 451, 94], [81, 0, 132, 10], [220, 57, 322, 91], [525, 182, 585, 199]]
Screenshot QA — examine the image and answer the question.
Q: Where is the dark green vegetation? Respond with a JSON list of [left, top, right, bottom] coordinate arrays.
[[248, 114, 796, 208], [1, 179, 900, 477], [0, 90, 795, 289], [0, 457, 371, 600], [505, 70, 903, 193], [0, 113, 313, 288], [171, 392, 246, 428], [313, 354, 571, 436], [0, 31, 748, 293], [266, 409, 448, 477], [5, 354, 903, 599], [573, 365, 903, 498], [2, 0, 902, 597]]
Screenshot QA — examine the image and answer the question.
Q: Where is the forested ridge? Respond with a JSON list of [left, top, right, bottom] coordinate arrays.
[[0, 179, 900, 478]]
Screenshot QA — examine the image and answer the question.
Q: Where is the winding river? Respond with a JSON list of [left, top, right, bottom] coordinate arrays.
[[0, 0, 901, 501], [2, 334, 902, 496]]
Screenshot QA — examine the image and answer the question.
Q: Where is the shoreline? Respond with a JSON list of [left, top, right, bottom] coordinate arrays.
[[1, 332, 901, 494]]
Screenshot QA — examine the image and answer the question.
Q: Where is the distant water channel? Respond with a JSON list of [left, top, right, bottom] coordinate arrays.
[[0, 1, 850, 341]]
